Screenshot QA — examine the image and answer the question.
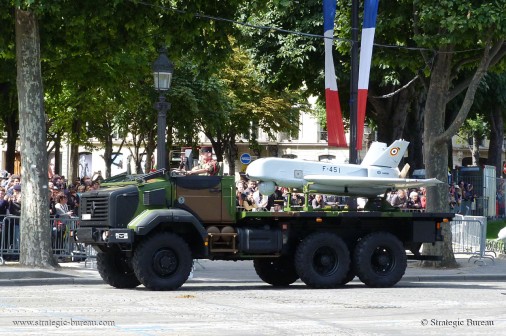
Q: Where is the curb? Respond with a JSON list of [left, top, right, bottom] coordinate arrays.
[[401, 274, 506, 282], [0, 277, 105, 286]]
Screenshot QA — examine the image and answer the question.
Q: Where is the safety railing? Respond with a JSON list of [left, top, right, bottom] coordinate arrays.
[[450, 214, 495, 264], [0, 215, 92, 266]]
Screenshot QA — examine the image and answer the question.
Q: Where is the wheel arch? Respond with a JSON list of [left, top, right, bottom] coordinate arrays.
[[128, 208, 208, 258]]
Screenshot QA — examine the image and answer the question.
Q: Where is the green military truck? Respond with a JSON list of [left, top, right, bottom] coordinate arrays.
[[73, 169, 452, 290]]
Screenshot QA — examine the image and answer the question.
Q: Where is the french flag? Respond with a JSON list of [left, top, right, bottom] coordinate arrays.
[[323, 0, 347, 147], [357, 0, 379, 149]]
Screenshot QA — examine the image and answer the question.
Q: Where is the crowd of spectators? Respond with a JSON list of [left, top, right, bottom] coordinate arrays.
[[387, 187, 426, 211], [0, 171, 103, 219], [449, 180, 477, 214], [0, 171, 103, 257], [235, 177, 435, 213], [235, 178, 343, 212]]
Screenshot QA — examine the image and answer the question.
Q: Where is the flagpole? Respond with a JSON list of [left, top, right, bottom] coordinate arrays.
[[349, 0, 359, 165]]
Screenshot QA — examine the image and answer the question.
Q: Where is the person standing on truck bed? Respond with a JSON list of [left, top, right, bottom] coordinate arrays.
[[187, 146, 218, 176]]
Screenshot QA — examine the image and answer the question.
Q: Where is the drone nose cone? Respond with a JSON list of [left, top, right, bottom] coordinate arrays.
[[245, 158, 265, 179]]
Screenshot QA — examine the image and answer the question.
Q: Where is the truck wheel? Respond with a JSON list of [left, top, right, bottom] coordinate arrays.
[[353, 232, 407, 287], [132, 232, 192, 291], [253, 257, 299, 287], [96, 252, 140, 289], [339, 267, 356, 286], [295, 232, 350, 288]]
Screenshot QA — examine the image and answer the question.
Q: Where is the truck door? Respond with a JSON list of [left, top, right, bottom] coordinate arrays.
[[174, 176, 233, 223]]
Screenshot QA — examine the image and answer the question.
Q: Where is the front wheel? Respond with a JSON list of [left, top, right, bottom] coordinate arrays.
[[96, 251, 140, 289], [353, 232, 407, 288], [132, 232, 193, 291], [253, 257, 299, 287], [295, 232, 350, 288]]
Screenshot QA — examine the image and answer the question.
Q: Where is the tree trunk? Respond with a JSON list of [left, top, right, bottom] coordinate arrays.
[[54, 133, 61, 175], [404, 91, 425, 172], [5, 119, 18, 174], [421, 46, 458, 268], [69, 142, 79, 184], [0, 82, 19, 174], [68, 118, 81, 183], [16, 9, 57, 268], [471, 134, 480, 166], [487, 105, 504, 177]]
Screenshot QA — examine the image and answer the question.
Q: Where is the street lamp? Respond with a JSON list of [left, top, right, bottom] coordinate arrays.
[[152, 47, 174, 170]]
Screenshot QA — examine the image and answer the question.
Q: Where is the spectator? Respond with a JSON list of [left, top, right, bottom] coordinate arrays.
[[66, 186, 79, 214], [290, 193, 305, 207], [49, 186, 60, 216], [420, 187, 427, 209], [8, 184, 21, 216], [390, 189, 408, 208], [90, 180, 100, 190], [54, 193, 74, 218], [52, 175, 63, 190], [244, 180, 257, 197], [242, 180, 257, 211], [253, 189, 269, 210], [6, 174, 21, 197], [82, 176, 92, 187], [0, 187, 9, 219], [312, 194, 325, 209], [235, 181, 246, 208], [406, 191, 422, 209], [267, 187, 284, 210]]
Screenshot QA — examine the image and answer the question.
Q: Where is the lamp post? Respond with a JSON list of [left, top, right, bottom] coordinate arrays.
[[152, 48, 174, 170]]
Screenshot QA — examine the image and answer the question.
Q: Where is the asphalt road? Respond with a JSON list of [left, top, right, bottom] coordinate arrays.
[[0, 270, 505, 336]]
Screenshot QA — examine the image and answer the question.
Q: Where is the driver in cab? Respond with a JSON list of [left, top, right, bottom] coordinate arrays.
[[186, 146, 218, 176]]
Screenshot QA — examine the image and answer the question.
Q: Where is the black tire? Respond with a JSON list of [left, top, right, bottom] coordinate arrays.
[[96, 251, 140, 289], [253, 257, 299, 287], [353, 232, 407, 288], [132, 232, 192, 291], [339, 267, 356, 286], [295, 232, 350, 288]]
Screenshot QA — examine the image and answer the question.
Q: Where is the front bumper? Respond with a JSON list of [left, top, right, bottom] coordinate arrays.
[[73, 227, 134, 245]]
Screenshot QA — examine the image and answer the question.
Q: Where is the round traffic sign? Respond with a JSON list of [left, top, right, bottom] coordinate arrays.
[[240, 153, 252, 165]]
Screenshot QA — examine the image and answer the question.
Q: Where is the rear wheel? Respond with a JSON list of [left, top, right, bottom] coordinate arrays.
[[353, 232, 407, 287], [295, 232, 350, 288], [339, 267, 356, 286], [132, 232, 193, 291], [96, 251, 140, 289], [253, 257, 299, 287]]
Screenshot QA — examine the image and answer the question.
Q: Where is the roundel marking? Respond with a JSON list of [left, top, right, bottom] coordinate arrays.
[[390, 147, 400, 156]]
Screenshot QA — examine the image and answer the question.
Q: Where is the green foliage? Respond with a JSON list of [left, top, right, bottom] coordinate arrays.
[[487, 219, 506, 240], [457, 114, 488, 144]]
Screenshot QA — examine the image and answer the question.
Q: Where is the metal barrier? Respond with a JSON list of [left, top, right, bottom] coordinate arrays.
[[451, 214, 495, 264], [0, 215, 91, 266], [0, 216, 20, 262]]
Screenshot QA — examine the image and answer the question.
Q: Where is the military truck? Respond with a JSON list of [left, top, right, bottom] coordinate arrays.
[[73, 169, 452, 290]]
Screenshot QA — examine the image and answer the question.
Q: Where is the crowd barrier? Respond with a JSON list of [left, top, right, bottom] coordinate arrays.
[[451, 214, 495, 264], [0, 215, 94, 266]]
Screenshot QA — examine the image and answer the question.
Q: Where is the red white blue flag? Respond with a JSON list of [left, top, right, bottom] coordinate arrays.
[[323, 0, 347, 147], [357, 0, 379, 149]]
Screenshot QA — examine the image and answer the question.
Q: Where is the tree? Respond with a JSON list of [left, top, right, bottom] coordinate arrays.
[[416, 1, 506, 266], [15, 7, 56, 268], [456, 114, 488, 166]]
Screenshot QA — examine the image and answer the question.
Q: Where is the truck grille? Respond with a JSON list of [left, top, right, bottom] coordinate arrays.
[[82, 195, 109, 222]]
